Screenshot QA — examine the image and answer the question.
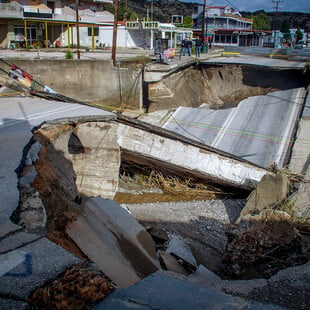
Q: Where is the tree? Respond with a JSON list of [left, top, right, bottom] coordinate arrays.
[[280, 20, 290, 41], [177, 16, 192, 28], [295, 27, 303, 44], [118, 3, 138, 21], [252, 12, 270, 31]]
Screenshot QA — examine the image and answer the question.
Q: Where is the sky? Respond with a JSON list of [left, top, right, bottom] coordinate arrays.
[[180, 0, 310, 13]]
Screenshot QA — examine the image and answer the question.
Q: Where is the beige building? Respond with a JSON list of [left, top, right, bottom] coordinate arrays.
[[0, 0, 113, 49]]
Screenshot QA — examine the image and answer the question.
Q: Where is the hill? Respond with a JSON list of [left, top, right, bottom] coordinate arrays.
[[243, 10, 310, 31], [117, 0, 199, 23], [110, 1, 310, 31]]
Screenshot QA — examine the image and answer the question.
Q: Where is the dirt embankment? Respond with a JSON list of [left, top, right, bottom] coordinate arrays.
[[146, 64, 307, 111]]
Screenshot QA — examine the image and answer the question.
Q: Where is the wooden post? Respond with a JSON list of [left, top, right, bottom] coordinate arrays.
[[112, 0, 119, 66]]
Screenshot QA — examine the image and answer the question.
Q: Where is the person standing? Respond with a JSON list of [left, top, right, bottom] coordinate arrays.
[[195, 35, 203, 57], [181, 37, 188, 56], [186, 37, 192, 56]]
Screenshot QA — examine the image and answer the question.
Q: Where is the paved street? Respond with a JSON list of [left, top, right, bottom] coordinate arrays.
[[204, 54, 306, 69], [0, 96, 111, 221], [0, 48, 309, 308], [163, 88, 306, 168]]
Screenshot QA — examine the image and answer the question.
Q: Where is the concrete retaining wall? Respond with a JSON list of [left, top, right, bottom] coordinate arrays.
[[12, 59, 143, 109]]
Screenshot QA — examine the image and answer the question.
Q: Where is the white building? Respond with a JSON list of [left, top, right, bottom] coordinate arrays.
[[192, 5, 267, 47]]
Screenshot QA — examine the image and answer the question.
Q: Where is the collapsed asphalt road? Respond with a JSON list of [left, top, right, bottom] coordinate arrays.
[[0, 50, 309, 309]]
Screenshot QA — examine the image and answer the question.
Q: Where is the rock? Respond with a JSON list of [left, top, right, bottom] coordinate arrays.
[[67, 197, 160, 288], [237, 173, 289, 223], [146, 226, 169, 244], [224, 209, 304, 279], [289, 182, 310, 220], [94, 271, 286, 310], [222, 262, 310, 310], [158, 251, 189, 275], [167, 236, 197, 272], [15, 187, 46, 231]]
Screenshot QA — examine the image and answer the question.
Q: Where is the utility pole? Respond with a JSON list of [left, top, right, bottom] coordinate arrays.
[[201, 0, 206, 43], [75, 0, 80, 59], [112, 0, 119, 66], [201, 0, 208, 53], [272, 0, 283, 47]]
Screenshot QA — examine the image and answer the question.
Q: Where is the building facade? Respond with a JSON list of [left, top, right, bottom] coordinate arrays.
[[125, 20, 192, 50], [0, 0, 113, 49], [192, 5, 268, 47]]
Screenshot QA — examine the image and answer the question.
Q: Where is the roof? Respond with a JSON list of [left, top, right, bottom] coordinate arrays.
[[221, 14, 253, 23], [23, 4, 52, 13]]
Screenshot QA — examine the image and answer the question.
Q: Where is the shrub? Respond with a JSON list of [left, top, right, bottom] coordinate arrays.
[[65, 50, 74, 59]]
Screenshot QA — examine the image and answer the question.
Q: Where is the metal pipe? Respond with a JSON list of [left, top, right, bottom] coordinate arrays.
[[45, 21, 48, 50], [75, 0, 81, 59], [117, 60, 123, 106]]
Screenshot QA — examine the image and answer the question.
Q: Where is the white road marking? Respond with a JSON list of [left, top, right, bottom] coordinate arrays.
[[211, 107, 238, 149]]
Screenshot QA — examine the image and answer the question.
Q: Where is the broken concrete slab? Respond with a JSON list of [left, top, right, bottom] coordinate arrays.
[[94, 271, 286, 310], [289, 117, 310, 176], [15, 187, 47, 232], [187, 264, 223, 290], [0, 298, 28, 310], [0, 219, 22, 239], [30, 116, 269, 196], [126, 199, 244, 273], [117, 119, 268, 190], [167, 236, 197, 272], [185, 261, 310, 309], [146, 226, 169, 244], [66, 197, 160, 288], [237, 173, 289, 223], [222, 261, 310, 310], [158, 251, 189, 275], [0, 237, 81, 300], [0, 231, 41, 254], [289, 182, 310, 220]]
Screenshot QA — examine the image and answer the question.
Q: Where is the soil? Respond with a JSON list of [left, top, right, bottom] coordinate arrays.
[[28, 262, 114, 309]]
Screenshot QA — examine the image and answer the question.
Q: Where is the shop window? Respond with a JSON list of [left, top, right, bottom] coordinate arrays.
[[88, 27, 99, 36]]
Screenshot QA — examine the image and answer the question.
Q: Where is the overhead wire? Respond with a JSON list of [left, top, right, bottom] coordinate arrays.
[[0, 90, 309, 151]]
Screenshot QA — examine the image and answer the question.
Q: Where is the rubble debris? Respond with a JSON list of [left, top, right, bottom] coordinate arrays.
[[146, 226, 169, 245], [186, 262, 310, 310], [167, 236, 198, 273], [28, 262, 113, 310], [224, 209, 308, 279], [93, 271, 286, 310], [288, 181, 310, 220], [66, 197, 160, 288], [187, 264, 223, 290], [236, 173, 290, 223], [158, 250, 190, 276]]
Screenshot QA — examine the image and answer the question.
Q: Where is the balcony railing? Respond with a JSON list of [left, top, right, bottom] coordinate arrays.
[[23, 5, 52, 19]]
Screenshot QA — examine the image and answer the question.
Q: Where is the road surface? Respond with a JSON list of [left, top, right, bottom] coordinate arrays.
[[203, 55, 306, 69], [0, 96, 111, 223], [163, 88, 306, 168]]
